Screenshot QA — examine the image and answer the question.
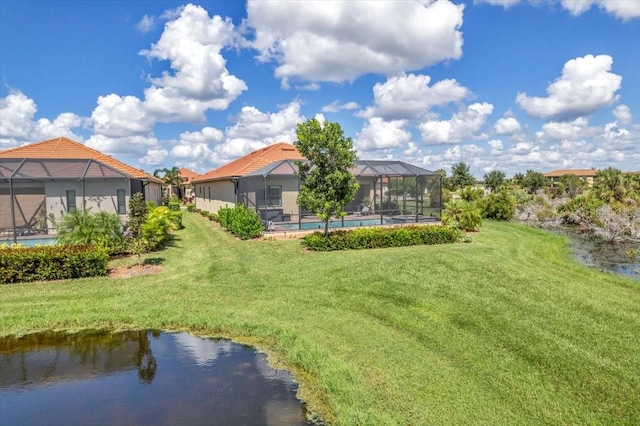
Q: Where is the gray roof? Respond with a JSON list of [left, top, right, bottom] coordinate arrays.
[[242, 159, 438, 178]]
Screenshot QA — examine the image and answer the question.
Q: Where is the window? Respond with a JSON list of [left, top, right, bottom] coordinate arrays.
[[66, 190, 76, 212], [117, 189, 126, 214], [257, 185, 282, 207], [208, 186, 211, 201]]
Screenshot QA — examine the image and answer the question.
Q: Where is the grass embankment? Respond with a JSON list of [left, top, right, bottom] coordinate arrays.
[[1, 214, 639, 425]]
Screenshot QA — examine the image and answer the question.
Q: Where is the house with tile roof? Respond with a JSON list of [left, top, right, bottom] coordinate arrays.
[[178, 167, 198, 199], [0, 137, 162, 239], [192, 142, 443, 230], [191, 142, 304, 213], [543, 169, 598, 187]]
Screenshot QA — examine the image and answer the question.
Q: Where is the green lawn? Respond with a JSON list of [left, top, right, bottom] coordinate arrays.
[[1, 214, 638, 425]]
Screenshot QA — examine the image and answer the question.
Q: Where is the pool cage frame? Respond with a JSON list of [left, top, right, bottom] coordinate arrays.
[[237, 159, 442, 232], [0, 158, 132, 244]]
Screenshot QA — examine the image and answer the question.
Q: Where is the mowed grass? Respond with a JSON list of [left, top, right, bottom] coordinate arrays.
[[1, 213, 639, 425]]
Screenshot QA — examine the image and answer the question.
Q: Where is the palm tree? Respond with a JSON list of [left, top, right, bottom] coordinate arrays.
[[153, 167, 184, 199], [593, 167, 627, 203]]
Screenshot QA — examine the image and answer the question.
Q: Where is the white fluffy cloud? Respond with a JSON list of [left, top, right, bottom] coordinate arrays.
[[140, 4, 247, 122], [493, 117, 521, 135], [419, 102, 494, 143], [246, 0, 464, 85], [321, 101, 359, 113], [91, 94, 154, 137], [517, 54, 622, 120], [0, 91, 83, 147], [85, 134, 159, 157], [478, 0, 640, 20], [355, 118, 412, 151], [213, 101, 305, 162], [179, 127, 224, 144], [360, 73, 470, 120], [560, 0, 640, 20], [613, 104, 632, 124]]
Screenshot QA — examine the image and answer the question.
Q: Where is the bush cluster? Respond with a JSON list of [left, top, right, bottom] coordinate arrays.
[[218, 205, 264, 240], [141, 204, 183, 250], [186, 203, 196, 212], [301, 225, 461, 251], [194, 208, 219, 222], [56, 210, 124, 254], [0, 245, 109, 284]]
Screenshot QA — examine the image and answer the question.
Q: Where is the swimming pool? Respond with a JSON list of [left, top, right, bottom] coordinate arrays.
[[275, 218, 389, 231], [1, 237, 56, 247]]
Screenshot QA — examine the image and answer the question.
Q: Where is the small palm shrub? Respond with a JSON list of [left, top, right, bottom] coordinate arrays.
[[442, 199, 482, 231], [56, 210, 124, 252]]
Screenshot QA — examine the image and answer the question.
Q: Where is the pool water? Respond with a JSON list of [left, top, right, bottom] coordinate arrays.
[[0, 237, 56, 247], [277, 218, 389, 231]]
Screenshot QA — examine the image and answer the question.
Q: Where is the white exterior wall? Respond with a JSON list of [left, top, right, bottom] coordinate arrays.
[[194, 180, 236, 213], [45, 179, 130, 226], [144, 182, 162, 205]]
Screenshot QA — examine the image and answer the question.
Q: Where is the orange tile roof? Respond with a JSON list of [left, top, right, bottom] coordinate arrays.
[[192, 142, 305, 183], [0, 137, 162, 183], [179, 167, 199, 183], [543, 169, 598, 178]]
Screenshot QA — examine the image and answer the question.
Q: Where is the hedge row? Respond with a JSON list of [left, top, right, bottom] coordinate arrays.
[[195, 208, 219, 222], [0, 245, 109, 284], [301, 225, 462, 251]]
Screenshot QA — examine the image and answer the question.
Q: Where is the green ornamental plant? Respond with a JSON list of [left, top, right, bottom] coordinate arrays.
[[442, 199, 482, 231]]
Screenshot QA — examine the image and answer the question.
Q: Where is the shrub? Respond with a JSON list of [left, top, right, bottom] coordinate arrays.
[[459, 186, 485, 202], [186, 203, 196, 212], [227, 205, 264, 240], [142, 205, 176, 250], [56, 210, 124, 253], [0, 245, 108, 284], [218, 206, 232, 228], [483, 190, 516, 221], [301, 225, 461, 251], [442, 199, 482, 231]]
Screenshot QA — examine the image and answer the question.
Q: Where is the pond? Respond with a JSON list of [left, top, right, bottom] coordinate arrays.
[[565, 231, 640, 281], [0, 330, 318, 426]]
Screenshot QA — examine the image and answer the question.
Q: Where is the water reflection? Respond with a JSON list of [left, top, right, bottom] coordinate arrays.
[[567, 232, 640, 280], [0, 330, 315, 426]]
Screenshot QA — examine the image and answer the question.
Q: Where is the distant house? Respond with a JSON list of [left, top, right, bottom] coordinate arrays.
[[543, 169, 598, 187], [192, 143, 305, 213], [0, 137, 162, 239], [178, 167, 199, 199], [193, 142, 443, 230]]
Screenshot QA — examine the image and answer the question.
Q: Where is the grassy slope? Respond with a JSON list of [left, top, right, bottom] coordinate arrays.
[[1, 214, 639, 425]]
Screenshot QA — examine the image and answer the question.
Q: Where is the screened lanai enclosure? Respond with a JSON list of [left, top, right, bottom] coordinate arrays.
[[0, 158, 143, 244], [237, 160, 442, 232]]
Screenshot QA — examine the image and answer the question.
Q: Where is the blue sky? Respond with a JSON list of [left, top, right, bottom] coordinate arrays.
[[1, 0, 638, 178]]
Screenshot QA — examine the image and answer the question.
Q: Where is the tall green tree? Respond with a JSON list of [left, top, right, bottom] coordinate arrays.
[[449, 162, 475, 191], [521, 169, 548, 194], [558, 174, 587, 198], [294, 118, 359, 236], [483, 170, 506, 192]]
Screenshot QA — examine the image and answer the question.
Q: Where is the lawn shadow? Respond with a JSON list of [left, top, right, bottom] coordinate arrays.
[[143, 257, 164, 266]]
